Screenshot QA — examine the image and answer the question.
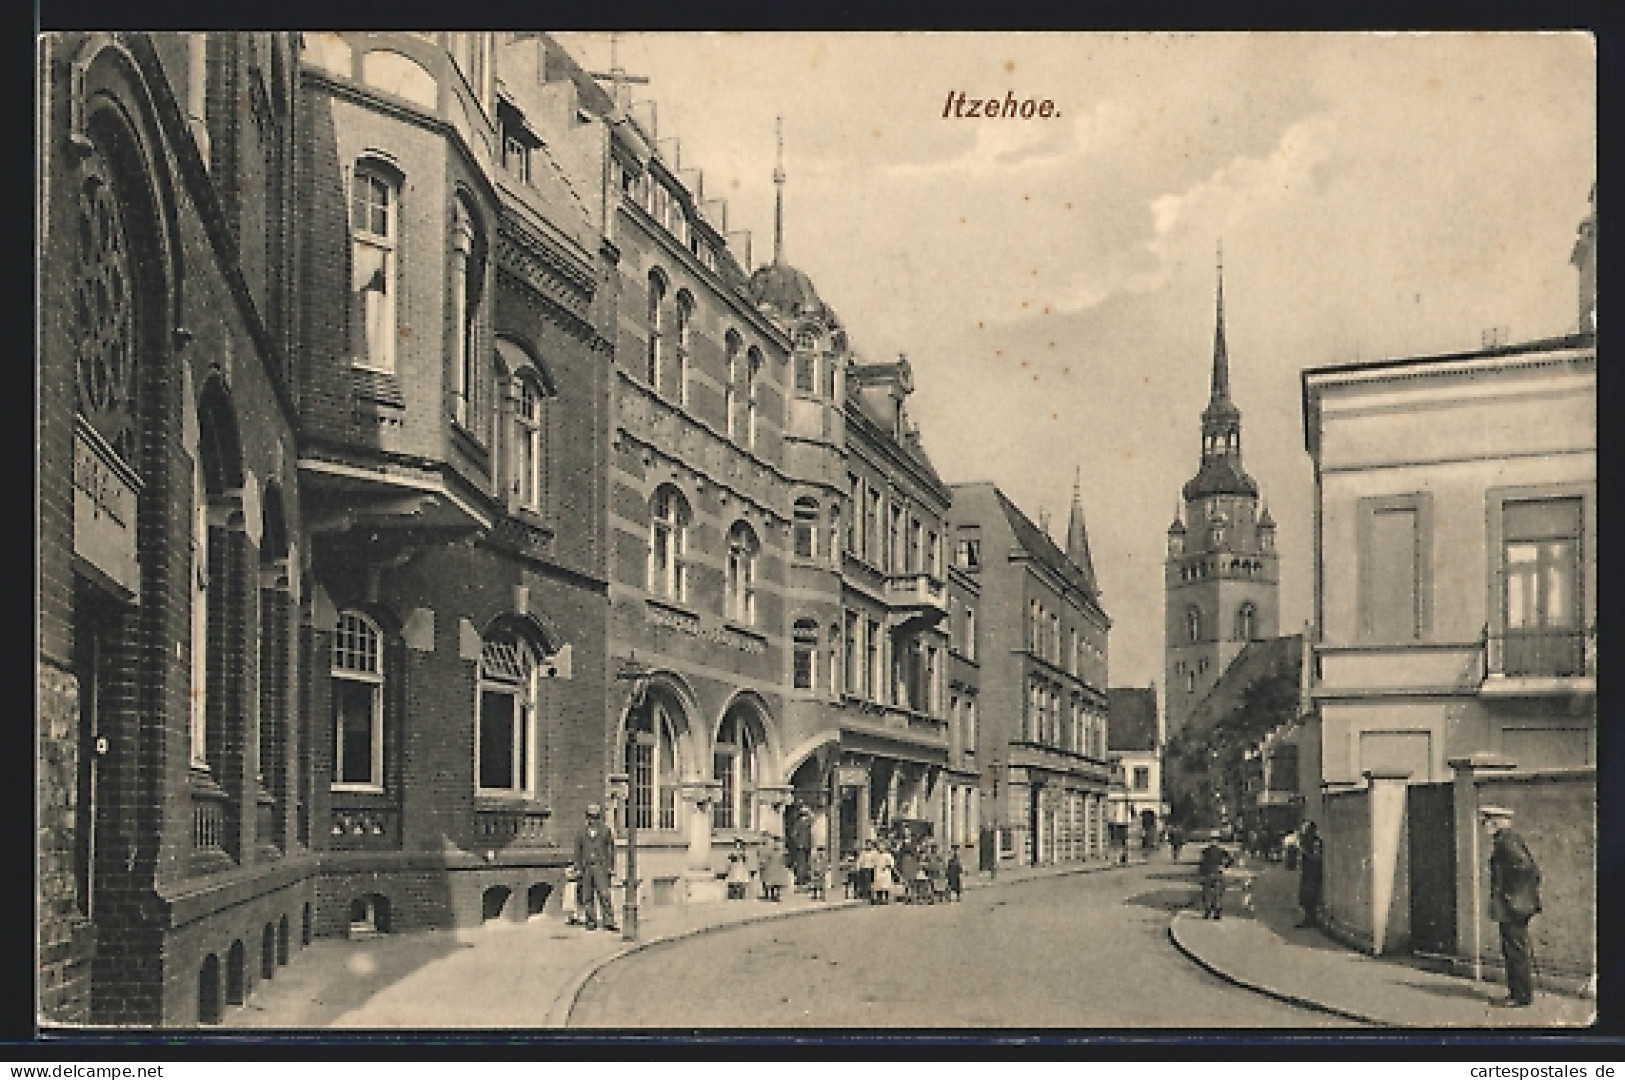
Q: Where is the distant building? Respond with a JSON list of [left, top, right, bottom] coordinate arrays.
[[949, 481, 1111, 867], [1165, 260, 1279, 738], [1105, 687, 1164, 846]]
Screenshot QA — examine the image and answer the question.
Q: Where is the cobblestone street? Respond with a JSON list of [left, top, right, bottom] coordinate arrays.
[[568, 862, 1349, 1028]]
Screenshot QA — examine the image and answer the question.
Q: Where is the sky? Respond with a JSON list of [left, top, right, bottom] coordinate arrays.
[[556, 31, 1596, 691]]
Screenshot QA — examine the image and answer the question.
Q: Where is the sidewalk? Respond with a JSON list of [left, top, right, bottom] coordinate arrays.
[[1167, 857, 1596, 1028], [225, 857, 1113, 1029]]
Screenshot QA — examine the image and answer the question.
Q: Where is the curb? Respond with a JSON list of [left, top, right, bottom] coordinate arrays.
[[544, 898, 867, 1027], [1166, 913, 1382, 1027]]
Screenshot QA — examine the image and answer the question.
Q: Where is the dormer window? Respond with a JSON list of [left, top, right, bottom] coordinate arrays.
[[497, 101, 539, 186]]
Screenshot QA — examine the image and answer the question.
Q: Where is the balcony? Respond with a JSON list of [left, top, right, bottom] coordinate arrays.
[[474, 806, 552, 848], [1481, 626, 1596, 696], [885, 572, 948, 630]]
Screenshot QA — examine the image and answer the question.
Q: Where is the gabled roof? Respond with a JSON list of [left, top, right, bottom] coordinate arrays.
[[1107, 687, 1159, 752], [981, 485, 1101, 606]]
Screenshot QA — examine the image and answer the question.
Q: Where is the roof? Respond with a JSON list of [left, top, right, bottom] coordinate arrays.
[[1182, 455, 1259, 501], [981, 485, 1101, 605], [748, 261, 837, 323], [1180, 634, 1305, 738], [1107, 687, 1159, 752]]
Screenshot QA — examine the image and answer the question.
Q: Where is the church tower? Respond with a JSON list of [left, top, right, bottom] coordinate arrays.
[[1164, 252, 1279, 737]]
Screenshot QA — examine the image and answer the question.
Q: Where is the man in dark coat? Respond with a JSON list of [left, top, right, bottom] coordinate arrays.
[[573, 804, 618, 932], [1483, 805, 1542, 1007], [1197, 836, 1234, 919], [787, 804, 813, 887], [1297, 821, 1325, 928]]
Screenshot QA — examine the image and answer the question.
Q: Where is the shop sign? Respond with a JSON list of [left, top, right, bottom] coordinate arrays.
[[73, 419, 140, 600], [835, 766, 868, 787]]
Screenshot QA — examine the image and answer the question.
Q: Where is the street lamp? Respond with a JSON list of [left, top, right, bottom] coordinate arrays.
[[614, 655, 654, 943]]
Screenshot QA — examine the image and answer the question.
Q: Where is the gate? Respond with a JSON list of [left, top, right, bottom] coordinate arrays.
[[1406, 782, 1455, 956]]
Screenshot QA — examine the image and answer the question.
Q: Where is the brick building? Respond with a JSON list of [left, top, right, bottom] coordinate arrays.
[[948, 481, 1112, 868], [39, 32, 312, 1025], [294, 30, 615, 936]]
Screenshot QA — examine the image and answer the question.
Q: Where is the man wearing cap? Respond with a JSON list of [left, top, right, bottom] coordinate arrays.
[[1483, 805, 1541, 1007], [574, 804, 619, 932]]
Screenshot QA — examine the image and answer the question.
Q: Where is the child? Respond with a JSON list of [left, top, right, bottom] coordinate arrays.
[[808, 846, 830, 901]]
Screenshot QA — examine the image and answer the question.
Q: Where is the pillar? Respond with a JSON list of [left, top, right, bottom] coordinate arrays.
[[681, 780, 720, 873], [1365, 769, 1412, 956]]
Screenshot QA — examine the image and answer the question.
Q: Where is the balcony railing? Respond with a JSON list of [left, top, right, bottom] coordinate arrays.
[[1484, 625, 1595, 681], [885, 572, 947, 613], [474, 806, 551, 846]]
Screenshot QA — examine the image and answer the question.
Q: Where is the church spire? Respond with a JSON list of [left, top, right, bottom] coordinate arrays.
[[1066, 467, 1097, 592], [772, 115, 786, 265], [1210, 241, 1230, 404]]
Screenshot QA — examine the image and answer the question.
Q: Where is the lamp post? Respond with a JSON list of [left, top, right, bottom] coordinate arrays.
[[614, 655, 653, 943]]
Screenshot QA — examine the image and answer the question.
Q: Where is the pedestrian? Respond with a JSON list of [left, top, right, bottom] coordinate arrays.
[[945, 847, 964, 901], [1483, 805, 1542, 1008], [855, 840, 878, 901], [925, 843, 948, 903], [808, 845, 829, 901], [726, 836, 752, 900], [1197, 835, 1234, 919], [763, 838, 793, 902], [1168, 825, 1184, 863], [872, 841, 897, 904], [896, 842, 920, 904], [1296, 821, 1324, 928], [572, 804, 619, 932], [788, 804, 813, 887]]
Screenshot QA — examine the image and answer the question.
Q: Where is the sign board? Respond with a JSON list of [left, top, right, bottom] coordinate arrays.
[[835, 766, 868, 787], [73, 420, 140, 600]]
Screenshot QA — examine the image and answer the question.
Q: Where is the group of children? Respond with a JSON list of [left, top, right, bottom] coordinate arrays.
[[851, 839, 964, 905]]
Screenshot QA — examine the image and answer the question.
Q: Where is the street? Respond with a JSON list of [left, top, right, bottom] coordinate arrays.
[[568, 862, 1354, 1028]]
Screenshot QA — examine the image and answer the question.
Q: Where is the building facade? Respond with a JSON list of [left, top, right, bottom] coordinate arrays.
[[1165, 265, 1279, 737], [1105, 687, 1165, 847], [40, 31, 311, 1024], [949, 482, 1111, 867]]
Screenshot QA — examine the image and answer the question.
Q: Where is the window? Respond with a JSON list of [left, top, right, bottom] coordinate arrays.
[[674, 291, 693, 408], [476, 630, 541, 796], [1501, 497, 1584, 676], [1358, 494, 1432, 643], [845, 610, 861, 694], [928, 531, 941, 578], [846, 475, 861, 554], [866, 488, 883, 565], [712, 711, 759, 831], [1235, 602, 1256, 642], [190, 454, 211, 768], [648, 486, 690, 601], [646, 271, 666, 389], [794, 343, 817, 393], [793, 619, 819, 689], [964, 607, 976, 662], [1133, 766, 1150, 791], [451, 196, 484, 428], [793, 497, 818, 559], [964, 698, 978, 753], [1186, 606, 1202, 644], [513, 374, 545, 512], [866, 618, 882, 700], [631, 699, 679, 831], [332, 612, 384, 791], [725, 521, 759, 625], [889, 505, 905, 573], [908, 517, 922, 573], [1186, 670, 1196, 693], [725, 331, 742, 439], [502, 130, 530, 184], [351, 166, 397, 372], [746, 346, 763, 449], [957, 537, 981, 570]]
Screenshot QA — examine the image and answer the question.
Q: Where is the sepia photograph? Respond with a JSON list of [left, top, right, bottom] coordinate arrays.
[[36, 29, 1596, 1034]]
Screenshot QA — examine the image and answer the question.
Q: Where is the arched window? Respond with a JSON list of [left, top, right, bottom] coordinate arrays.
[[451, 196, 486, 429], [332, 612, 384, 791], [713, 709, 760, 831], [476, 628, 539, 796], [646, 271, 666, 389], [351, 163, 398, 372], [793, 497, 819, 559], [189, 452, 211, 768], [1236, 602, 1256, 642], [513, 373, 546, 512], [792, 618, 819, 689], [1186, 606, 1202, 644], [674, 291, 694, 408], [648, 486, 690, 601], [724, 331, 742, 439], [632, 696, 679, 831], [746, 346, 763, 449], [725, 521, 759, 625]]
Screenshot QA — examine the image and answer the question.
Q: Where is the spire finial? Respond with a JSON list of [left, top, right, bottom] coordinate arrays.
[[773, 116, 786, 265], [1210, 240, 1230, 402]]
